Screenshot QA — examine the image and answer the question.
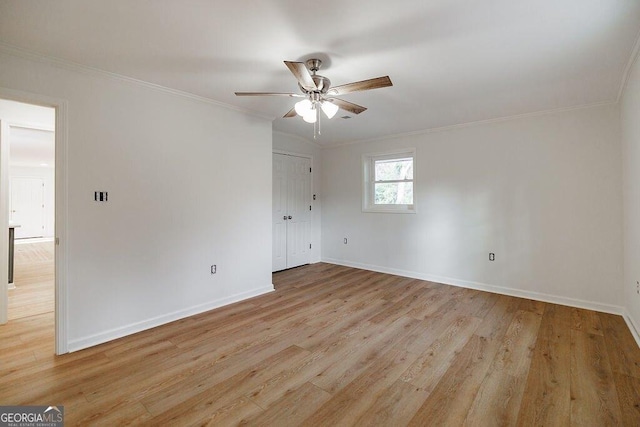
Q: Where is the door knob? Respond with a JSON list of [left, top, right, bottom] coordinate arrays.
[[288, 216, 292, 220], [283, 215, 287, 220]]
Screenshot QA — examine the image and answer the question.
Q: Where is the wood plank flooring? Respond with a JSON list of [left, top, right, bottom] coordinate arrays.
[[1, 263, 640, 425], [8, 240, 55, 320]]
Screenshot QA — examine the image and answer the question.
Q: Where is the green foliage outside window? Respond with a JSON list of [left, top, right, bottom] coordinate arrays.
[[374, 158, 413, 205]]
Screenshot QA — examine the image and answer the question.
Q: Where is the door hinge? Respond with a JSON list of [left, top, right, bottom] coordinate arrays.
[[55, 237, 60, 245], [309, 243, 312, 249], [309, 205, 311, 211], [309, 167, 312, 173]]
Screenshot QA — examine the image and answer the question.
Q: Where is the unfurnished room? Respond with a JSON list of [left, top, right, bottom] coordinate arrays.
[[1, 1, 640, 425]]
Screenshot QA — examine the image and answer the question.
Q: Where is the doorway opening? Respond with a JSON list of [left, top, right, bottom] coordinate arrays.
[[0, 97, 62, 353]]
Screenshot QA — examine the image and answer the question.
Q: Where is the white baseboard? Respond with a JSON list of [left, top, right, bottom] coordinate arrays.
[[322, 258, 640, 349], [623, 310, 640, 349], [67, 285, 275, 352], [322, 258, 625, 316]]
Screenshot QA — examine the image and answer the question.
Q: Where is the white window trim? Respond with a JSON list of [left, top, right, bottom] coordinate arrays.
[[362, 148, 416, 214]]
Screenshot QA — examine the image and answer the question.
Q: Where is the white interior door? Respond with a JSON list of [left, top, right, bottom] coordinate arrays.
[[272, 154, 287, 272], [286, 156, 311, 269], [10, 177, 45, 239], [272, 153, 312, 272]]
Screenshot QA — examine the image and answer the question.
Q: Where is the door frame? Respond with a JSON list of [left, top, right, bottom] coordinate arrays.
[[0, 87, 69, 355], [272, 150, 315, 270]]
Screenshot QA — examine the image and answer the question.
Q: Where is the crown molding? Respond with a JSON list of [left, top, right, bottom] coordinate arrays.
[[617, 28, 640, 103], [0, 43, 273, 121], [322, 100, 618, 149]]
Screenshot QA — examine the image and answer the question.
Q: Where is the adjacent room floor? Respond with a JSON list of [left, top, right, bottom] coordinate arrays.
[[8, 239, 55, 320], [1, 263, 639, 425]]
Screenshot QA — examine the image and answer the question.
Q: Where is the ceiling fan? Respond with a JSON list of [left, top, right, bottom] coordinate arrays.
[[235, 58, 392, 137]]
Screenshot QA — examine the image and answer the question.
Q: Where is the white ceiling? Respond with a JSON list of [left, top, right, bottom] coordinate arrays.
[[1, 0, 639, 145]]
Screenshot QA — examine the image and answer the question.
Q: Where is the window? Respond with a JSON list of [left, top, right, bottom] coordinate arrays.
[[363, 149, 416, 213]]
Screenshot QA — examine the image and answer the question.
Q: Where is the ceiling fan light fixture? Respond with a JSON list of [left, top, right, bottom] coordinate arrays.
[[235, 58, 393, 138], [295, 99, 313, 117], [303, 109, 317, 123], [321, 100, 339, 119]]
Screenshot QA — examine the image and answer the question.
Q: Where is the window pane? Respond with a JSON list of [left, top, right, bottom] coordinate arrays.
[[374, 182, 413, 205], [374, 158, 413, 181]]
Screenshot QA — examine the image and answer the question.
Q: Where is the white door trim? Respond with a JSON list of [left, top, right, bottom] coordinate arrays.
[[0, 120, 8, 325], [0, 87, 69, 355], [272, 149, 312, 160]]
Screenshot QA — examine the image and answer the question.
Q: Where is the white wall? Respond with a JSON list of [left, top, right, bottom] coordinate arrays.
[[322, 105, 623, 312], [273, 131, 322, 263], [621, 52, 640, 338], [10, 165, 55, 237], [0, 49, 273, 350]]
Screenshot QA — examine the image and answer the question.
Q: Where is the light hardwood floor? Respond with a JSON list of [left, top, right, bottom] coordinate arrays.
[[1, 263, 639, 425], [8, 240, 55, 320]]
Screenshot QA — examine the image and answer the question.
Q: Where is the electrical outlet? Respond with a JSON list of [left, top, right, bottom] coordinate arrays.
[[344, 238, 348, 244], [489, 253, 495, 261], [211, 265, 217, 274]]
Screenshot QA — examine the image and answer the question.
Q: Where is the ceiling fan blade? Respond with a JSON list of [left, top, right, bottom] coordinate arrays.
[[283, 107, 297, 118], [235, 92, 304, 97], [284, 61, 317, 92], [328, 98, 367, 115], [328, 76, 392, 96]]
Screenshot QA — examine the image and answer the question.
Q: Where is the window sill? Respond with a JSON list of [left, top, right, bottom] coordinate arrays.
[[362, 206, 416, 214]]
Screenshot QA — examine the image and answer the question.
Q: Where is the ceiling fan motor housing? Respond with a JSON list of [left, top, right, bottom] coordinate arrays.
[[306, 58, 322, 72], [300, 75, 331, 94]]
